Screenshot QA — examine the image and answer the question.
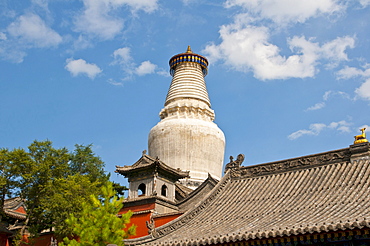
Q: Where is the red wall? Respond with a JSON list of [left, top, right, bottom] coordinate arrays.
[[0, 234, 9, 246], [120, 202, 155, 238], [30, 234, 56, 246], [119, 203, 182, 239], [154, 214, 182, 228], [126, 212, 152, 238]]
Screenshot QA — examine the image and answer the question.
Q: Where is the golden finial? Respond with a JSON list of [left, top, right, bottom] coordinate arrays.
[[354, 127, 368, 144], [186, 46, 192, 53]]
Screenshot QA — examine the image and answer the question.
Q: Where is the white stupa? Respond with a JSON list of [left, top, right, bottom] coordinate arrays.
[[148, 46, 225, 189]]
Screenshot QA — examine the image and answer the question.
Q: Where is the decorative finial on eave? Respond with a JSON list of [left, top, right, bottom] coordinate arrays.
[[186, 45, 192, 53], [354, 127, 368, 144]]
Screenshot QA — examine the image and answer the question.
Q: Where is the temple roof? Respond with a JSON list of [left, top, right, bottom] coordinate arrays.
[[125, 143, 370, 246], [3, 197, 27, 220], [176, 174, 218, 211], [115, 154, 189, 179]]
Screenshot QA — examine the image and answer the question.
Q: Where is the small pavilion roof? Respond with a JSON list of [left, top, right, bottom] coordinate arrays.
[[116, 154, 189, 179], [125, 143, 370, 246]]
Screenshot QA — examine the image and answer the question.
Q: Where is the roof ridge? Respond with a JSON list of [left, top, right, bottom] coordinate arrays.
[[176, 174, 218, 207], [227, 147, 351, 179]]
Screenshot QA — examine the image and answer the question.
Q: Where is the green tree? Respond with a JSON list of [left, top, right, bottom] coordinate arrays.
[[41, 174, 105, 238], [18, 140, 71, 235], [0, 140, 110, 239], [69, 144, 107, 183], [112, 182, 128, 198], [0, 148, 30, 219], [61, 182, 135, 246]]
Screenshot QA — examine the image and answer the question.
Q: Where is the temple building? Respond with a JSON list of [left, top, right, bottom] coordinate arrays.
[[116, 48, 370, 245]]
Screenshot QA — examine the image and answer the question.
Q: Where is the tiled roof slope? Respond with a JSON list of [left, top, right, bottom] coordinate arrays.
[[125, 144, 370, 246], [177, 174, 218, 211]]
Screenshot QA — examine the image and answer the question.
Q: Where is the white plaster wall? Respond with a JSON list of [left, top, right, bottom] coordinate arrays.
[[128, 179, 153, 198], [155, 177, 175, 201]]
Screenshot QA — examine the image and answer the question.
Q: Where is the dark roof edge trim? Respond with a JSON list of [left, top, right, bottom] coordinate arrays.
[[229, 147, 351, 179]]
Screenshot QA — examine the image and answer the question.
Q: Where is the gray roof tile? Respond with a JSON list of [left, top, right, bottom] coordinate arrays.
[[125, 147, 370, 246]]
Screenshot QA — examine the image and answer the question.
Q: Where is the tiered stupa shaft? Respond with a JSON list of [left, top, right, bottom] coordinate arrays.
[[148, 47, 225, 189]]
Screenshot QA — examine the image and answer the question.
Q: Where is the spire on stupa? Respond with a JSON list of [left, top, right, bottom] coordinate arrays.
[[160, 46, 213, 121]]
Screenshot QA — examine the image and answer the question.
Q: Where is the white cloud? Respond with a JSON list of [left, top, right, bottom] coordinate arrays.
[[323, 90, 332, 101], [74, 0, 158, 40], [156, 68, 171, 77], [112, 47, 133, 64], [180, 0, 196, 5], [0, 46, 27, 63], [288, 123, 326, 140], [111, 47, 135, 77], [321, 36, 354, 61], [7, 13, 62, 48], [337, 65, 370, 79], [135, 60, 157, 76], [224, 0, 344, 25], [306, 102, 326, 111], [73, 35, 94, 50], [320, 36, 355, 70], [112, 0, 158, 13], [204, 23, 317, 80], [107, 78, 123, 86], [337, 65, 370, 101], [306, 90, 350, 111], [74, 0, 124, 40], [355, 78, 370, 100], [65, 58, 102, 79], [328, 120, 351, 133], [360, 0, 370, 7], [288, 120, 351, 140], [31, 0, 50, 12], [203, 18, 354, 80], [111, 47, 159, 78], [0, 32, 7, 40]]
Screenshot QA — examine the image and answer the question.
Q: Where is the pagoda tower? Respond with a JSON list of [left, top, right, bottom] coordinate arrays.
[[148, 46, 225, 189]]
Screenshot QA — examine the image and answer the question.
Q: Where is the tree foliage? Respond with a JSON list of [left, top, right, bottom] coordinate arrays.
[[61, 182, 135, 246], [0, 140, 112, 239], [0, 148, 30, 219]]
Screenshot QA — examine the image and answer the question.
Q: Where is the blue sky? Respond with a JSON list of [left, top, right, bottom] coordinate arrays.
[[1, 0, 370, 186]]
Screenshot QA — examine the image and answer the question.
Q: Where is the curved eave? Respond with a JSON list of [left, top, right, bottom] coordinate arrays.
[[4, 210, 27, 220], [116, 159, 189, 179]]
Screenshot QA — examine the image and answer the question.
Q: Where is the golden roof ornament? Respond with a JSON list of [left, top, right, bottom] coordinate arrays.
[[354, 127, 368, 144], [186, 45, 192, 53]]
